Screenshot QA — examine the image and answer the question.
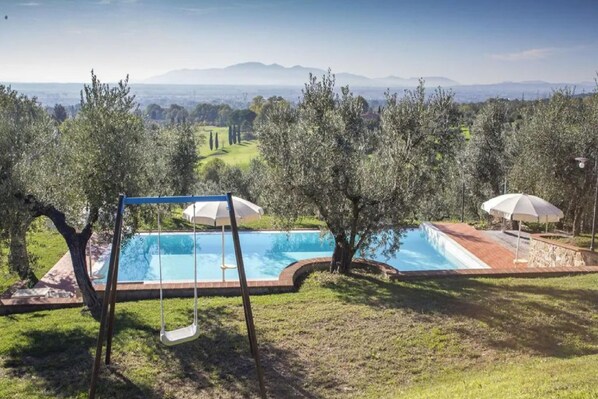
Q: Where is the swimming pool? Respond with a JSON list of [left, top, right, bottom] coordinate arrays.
[[94, 225, 488, 283]]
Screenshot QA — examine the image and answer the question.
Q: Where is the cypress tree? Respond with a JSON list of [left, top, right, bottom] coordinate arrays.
[[215, 132, 219, 150], [209, 130, 213, 151], [237, 125, 242, 143], [228, 125, 233, 145]]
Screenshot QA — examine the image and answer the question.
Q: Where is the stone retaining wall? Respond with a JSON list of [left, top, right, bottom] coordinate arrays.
[[529, 234, 598, 267]]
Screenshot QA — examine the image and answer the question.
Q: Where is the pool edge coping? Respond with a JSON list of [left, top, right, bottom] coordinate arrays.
[[422, 222, 491, 270], [4, 259, 598, 316], [5, 222, 598, 315]]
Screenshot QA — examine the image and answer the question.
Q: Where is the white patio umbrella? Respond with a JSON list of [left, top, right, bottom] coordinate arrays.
[[481, 193, 564, 262], [182, 196, 263, 280]]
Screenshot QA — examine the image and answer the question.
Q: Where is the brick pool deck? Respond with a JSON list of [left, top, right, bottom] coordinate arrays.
[[393, 223, 598, 280], [433, 222, 520, 269], [3, 223, 598, 315]]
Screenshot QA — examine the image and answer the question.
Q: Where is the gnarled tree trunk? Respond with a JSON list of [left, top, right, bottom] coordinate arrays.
[[21, 194, 102, 319], [64, 232, 101, 318], [330, 238, 354, 274], [8, 217, 37, 285]]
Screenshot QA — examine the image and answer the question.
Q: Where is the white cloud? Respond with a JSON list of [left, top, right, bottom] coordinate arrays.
[[490, 47, 557, 61], [180, 1, 293, 15], [180, 6, 232, 15], [96, 0, 138, 5], [489, 44, 591, 62], [17, 2, 41, 6]]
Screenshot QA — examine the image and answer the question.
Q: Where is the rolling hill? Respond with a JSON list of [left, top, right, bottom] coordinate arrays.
[[143, 62, 461, 87]]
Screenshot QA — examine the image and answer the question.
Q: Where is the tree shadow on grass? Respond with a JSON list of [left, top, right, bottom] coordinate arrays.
[[144, 305, 331, 398], [3, 311, 159, 398], [320, 271, 598, 358], [3, 305, 330, 398]]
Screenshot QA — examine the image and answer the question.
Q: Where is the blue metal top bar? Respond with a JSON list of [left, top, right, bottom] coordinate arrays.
[[123, 195, 228, 205]]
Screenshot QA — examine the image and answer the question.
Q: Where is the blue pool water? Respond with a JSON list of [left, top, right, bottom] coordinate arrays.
[[95, 228, 477, 283]]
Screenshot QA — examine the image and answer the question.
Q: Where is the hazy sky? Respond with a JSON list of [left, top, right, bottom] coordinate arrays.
[[1, 0, 597, 84]]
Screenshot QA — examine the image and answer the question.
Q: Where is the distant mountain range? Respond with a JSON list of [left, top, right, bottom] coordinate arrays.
[[143, 62, 461, 87], [4, 64, 594, 106]]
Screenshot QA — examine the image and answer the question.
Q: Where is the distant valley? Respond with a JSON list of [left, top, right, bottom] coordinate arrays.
[[2, 62, 594, 107]]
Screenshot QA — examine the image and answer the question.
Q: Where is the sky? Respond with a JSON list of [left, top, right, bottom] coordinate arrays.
[[0, 0, 597, 84]]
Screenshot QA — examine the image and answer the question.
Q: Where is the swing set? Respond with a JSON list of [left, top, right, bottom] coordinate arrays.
[[89, 193, 266, 398]]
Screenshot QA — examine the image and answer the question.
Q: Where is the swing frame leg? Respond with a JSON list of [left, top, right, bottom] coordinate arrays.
[[227, 193, 267, 398], [89, 195, 125, 399]]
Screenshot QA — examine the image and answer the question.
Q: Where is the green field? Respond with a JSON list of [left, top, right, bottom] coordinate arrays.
[[195, 126, 259, 168], [461, 125, 471, 140], [548, 233, 598, 250], [144, 207, 325, 232], [0, 219, 67, 293], [1, 271, 596, 398]]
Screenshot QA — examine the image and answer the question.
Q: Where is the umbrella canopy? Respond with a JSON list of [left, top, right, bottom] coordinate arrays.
[[182, 196, 263, 281], [481, 194, 564, 223], [183, 196, 264, 226], [481, 193, 563, 262]]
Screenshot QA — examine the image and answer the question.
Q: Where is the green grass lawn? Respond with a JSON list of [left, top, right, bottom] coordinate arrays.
[[0, 219, 67, 293], [549, 234, 597, 250], [461, 125, 471, 140], [238, 215, 325, 230], [195, 125, 259, 168], [1, 271, 596, 398], [142, 207, 325, 232]]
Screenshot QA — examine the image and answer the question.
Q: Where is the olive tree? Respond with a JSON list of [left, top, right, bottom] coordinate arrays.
[[257, 74, 460, 273], [509, 88, 598, 234], [465, 100, 512, 205], [15, 73, 153, 317], [161, 123, 200, 195], [0, 86, 55, 283]]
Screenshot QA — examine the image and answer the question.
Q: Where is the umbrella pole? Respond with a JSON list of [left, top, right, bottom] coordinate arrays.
[[515, 221, 521, 262], [222, 225, 225, 282]]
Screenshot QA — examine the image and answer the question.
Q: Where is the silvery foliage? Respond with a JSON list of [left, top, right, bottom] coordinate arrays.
[[257, 72, 461, 262], [0, 87, 56, 215], [509, 86, 598, 231], [20, 73, 153, 231], [0, 86, 55, 266], [465, 100, 512, 206]]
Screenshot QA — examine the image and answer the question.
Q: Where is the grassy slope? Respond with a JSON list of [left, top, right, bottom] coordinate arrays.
[[461, 125, 471, 140], [147, 208, 325, 232], [549, 234, 598, 250], [195, 125, 468, 167], [0, 220, 67, 293], [195, 125, 259, 168], [0, 271, 597, 398], [399, 355, 598, 399]]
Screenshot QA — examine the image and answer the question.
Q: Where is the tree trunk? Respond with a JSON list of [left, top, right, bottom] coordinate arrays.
[[572, 205, 583, 236], [330, 239, 354, 274], [8, 218, 37, 285], [18, 194, 102, 319], [66, 235, 101, 319]]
